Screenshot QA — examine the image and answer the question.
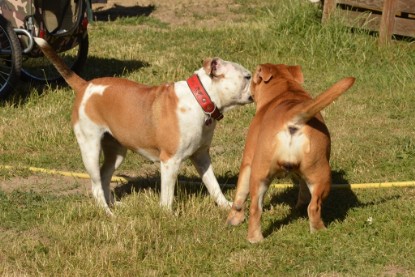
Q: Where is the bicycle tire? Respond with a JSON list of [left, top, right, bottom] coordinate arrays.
[[0, 15, 22, 100], [21, 33, 89, 83]]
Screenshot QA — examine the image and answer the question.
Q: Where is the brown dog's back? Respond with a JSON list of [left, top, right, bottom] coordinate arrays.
[[250, 64, 355, 170], [271, 71, 355, 173]]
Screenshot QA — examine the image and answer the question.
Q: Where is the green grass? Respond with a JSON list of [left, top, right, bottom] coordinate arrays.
[[1, 0, 415, 275], [1, 187, 415, 276]]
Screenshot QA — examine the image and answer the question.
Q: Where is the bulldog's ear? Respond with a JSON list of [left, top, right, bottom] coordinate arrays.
[[253, 64, 273, 84], [203, 58, 213, 75], [203, 57, 223, 77], [288, 65, 304, 84]]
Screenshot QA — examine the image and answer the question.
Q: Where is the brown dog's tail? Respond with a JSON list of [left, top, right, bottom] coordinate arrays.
[[291, 77, 355, 125], [33, 37, 87, 92]]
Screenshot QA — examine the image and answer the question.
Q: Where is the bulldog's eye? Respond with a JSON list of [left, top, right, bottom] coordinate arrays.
[[245, 75, 252, 80]]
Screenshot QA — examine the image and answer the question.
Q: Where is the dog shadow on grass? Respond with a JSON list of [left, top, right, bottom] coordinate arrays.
[[262, 170, 401, 238], [5, 56, 149, 106], [82, 56, 150, 80], [262, 169, 360, 238], [113, 168, 402, 239], [112, 170, 358, 220], [113, 173, 238, 201], [92, 4, 155, 21], [113, 174, 161, 199]]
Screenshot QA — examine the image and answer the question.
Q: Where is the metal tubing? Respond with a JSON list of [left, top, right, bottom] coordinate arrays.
[[13, 28, 34, 54]]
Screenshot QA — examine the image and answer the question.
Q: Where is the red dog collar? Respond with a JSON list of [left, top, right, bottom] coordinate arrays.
[[186, 74, 223, 125]]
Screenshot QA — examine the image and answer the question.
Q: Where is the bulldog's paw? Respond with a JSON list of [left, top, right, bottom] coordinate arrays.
[[219, 200, 233, 210], [226, 208, 245, 226]]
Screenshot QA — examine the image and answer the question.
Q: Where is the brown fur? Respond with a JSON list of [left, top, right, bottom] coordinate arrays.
[[81, 78, 179, 161], [35, 38, 180, 162], [227, 63, 355, 242]]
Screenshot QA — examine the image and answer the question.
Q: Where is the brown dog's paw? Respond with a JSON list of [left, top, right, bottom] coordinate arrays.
[[309, 221, 326, 233], [247, 232, 264, 243], [226, 209, 245, 226]]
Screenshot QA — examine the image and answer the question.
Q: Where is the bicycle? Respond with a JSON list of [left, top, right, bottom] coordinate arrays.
[[0, 0, 90, 99]]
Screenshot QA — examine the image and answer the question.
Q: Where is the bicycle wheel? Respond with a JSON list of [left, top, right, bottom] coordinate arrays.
[[21, 34, 88, 83], [0, 16, 22, 99]]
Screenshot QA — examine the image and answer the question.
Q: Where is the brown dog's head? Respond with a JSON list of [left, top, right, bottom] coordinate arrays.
[[251, 63, 304, 102]]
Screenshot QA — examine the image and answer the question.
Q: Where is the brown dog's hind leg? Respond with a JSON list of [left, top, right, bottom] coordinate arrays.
[[226, 166, 251, 226], [293, 177, 311, 210], [247, 176, 269, 243], [305, 165, 331, 233]]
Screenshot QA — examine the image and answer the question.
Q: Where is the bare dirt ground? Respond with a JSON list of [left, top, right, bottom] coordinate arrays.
[[0, 163, 161, 195], [91, 0, 243, 27], [0, 171, 84, 196], [0, 174, 90, 195]]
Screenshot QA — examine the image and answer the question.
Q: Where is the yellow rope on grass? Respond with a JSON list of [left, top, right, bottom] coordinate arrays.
[[1, 165, 415, 189]]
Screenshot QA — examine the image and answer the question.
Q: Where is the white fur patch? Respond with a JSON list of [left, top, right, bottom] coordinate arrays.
[[307, 181, 314, 195], [79, 83, 108, 122], [84, 83, 108, 98], [75, 83, 111, 141], [174, 81, 212, 158], [80, 83, 108, 114], [258, 181, 268, 211], [33, 37, 48, 47], [275, 126, 309, 164]]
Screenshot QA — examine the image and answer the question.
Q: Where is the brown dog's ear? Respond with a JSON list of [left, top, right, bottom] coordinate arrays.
[[253, 64, 273, 84], [288, 65, 304, 84]]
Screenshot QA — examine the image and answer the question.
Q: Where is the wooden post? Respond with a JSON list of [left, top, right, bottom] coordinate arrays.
[[322, 0, 337, 23], [379, 0, 399, 44]]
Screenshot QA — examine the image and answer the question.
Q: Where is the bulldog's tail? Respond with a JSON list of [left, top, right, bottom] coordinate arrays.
[[33, 37, 87, 92], [291, 77, 355, 125]]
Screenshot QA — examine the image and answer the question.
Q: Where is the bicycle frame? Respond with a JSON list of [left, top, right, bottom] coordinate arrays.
[[0, 0, 89, 57]]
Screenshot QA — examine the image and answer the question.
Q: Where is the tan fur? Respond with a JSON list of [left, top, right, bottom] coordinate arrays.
[[81, 78, 179, 161], [227, 63, 355, 243], [33, 37, 253, 214]]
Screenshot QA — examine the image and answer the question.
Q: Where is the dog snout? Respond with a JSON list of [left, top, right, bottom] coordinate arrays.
[[242, 89, 254, 104], [244, 72, 253, 102]]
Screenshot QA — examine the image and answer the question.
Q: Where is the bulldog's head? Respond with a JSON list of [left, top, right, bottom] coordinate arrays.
[[195, 57, 253, 112]]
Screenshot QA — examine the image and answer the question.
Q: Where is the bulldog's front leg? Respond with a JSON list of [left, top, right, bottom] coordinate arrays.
[[190, 149, 231, 208], [160, 158, 182, 210]]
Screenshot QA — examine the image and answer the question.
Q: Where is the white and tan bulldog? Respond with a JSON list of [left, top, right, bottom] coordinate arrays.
[[34, 37, 252, 215]]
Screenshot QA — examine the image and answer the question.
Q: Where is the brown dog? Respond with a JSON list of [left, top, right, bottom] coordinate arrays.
[[226, 63, 355, 242]]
